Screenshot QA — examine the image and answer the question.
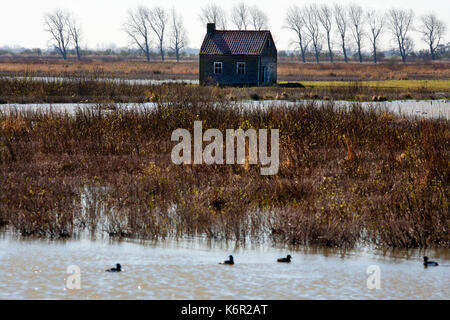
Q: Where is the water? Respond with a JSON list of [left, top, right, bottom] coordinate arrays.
[[0, 234, 448, 299], [3, 76, 199, 85], [1, 99, 449, 119]]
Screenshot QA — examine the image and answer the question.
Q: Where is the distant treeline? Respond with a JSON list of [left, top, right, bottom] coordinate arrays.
[[0, 47, 198, 59], [1, 2, 448, 63], [1, 47, 449, 63]]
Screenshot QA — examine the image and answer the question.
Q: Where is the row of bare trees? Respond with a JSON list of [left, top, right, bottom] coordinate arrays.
[[285, 4, 447, 63], [124, 6, 191, 62], [123, 6, 188, 62], [44, 6, 188, 62], [44, 10, 81, 60], [43, 3, 446, 63], [199, 3, 268, 31]]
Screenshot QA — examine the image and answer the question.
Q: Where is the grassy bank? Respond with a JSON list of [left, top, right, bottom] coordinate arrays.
[[0, 77, 448, 104], [0, 101, 448, 248], [299, 80, 450, 92]]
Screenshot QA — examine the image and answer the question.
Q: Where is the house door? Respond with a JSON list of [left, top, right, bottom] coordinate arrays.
[[261, 66, 266, 84]]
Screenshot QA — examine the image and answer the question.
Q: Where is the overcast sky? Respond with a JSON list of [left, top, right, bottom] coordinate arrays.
[[1, 0, 448, 52]]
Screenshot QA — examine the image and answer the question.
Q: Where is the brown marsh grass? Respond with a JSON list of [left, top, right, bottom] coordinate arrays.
[[0, 57, 197, 79], [0, 100, 448, 248], [278, 60, 450, 81], [0, 78, 447, 104], [1, 56, 449, 80]]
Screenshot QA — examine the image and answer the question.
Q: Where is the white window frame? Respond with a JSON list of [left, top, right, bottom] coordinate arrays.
[[214, 62, 223, 74], [236, 62, 246, 75]]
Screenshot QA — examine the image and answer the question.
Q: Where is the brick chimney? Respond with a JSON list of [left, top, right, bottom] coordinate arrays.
[[207, 23, 216, 34]]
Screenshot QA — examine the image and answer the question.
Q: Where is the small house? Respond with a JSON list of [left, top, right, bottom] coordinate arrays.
[[199, 23, 277, 86]]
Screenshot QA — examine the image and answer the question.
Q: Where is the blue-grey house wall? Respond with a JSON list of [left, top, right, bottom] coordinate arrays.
[[199, 54, 259, 86]]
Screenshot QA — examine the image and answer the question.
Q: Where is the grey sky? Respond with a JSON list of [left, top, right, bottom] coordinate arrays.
[[1, 0, 448, 51]]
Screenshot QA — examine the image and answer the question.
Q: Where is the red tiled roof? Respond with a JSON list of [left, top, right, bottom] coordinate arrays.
[[200, 30, 272, 55]]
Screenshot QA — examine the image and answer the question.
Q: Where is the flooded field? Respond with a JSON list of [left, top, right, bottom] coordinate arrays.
[[3, 76, 199, 85], [0, 234, 448, 300], [1, 99, 449, 119]]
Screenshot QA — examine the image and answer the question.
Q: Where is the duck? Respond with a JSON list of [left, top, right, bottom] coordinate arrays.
[[277, 255, 292, 263], [423, 256, 438, 267], [106, 263, 122, 272], [220, 255, 234, 265]]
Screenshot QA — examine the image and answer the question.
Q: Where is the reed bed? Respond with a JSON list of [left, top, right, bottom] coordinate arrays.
[[0, 101, 448, 248], [0, 78, 447, 104]]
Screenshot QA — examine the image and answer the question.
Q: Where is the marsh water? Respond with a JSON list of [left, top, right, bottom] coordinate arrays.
[[0, 233, 448, 300], [1, 99, 449, 119], [4, 76, 199, 85]]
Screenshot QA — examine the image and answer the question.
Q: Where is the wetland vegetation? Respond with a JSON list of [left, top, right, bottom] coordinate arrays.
[[0, 99, 448, 248]]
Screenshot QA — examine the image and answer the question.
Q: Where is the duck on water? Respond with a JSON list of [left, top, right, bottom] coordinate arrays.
[[423, 256, 438, 267], [220, 255, 234, 265], [106, 263, 122, 272], [277, 255, 292, 263]]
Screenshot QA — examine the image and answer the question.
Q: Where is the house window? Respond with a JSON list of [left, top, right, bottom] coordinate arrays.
[[214, 62, 222, 74], [267, 39, 272, 48], [236, 62, 246, 75]]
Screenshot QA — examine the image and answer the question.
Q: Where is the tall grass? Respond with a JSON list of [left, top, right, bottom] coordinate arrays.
[[0, 78, 446, 104], [0, 100, 448, 248]]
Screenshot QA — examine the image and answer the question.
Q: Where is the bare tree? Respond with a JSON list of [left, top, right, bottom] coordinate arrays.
[[249, 6, 268, 30], [170, 9, 188, 62], [367, 10, 384, 63], [286, 6, 308, 63], [199, 4, 227, 29], [318, 5, 333, 63], [334, 5, 348, 63], [419, 13, 446, 60], [404, 37, 415, 58], [44, 10, 71, 60], [231, 2, 250, 30], [124, 6, 152, 62], [149, 7, 168, 61], [387, 9, 414, 63], [68, 15, 82, 61], [303, 5, 322, 64], [285, 6, 308, 63], [349, 5, 365, 63]]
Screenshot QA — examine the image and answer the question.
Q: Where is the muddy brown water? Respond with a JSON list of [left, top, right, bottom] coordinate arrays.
[[0, 234, 448, 299]]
